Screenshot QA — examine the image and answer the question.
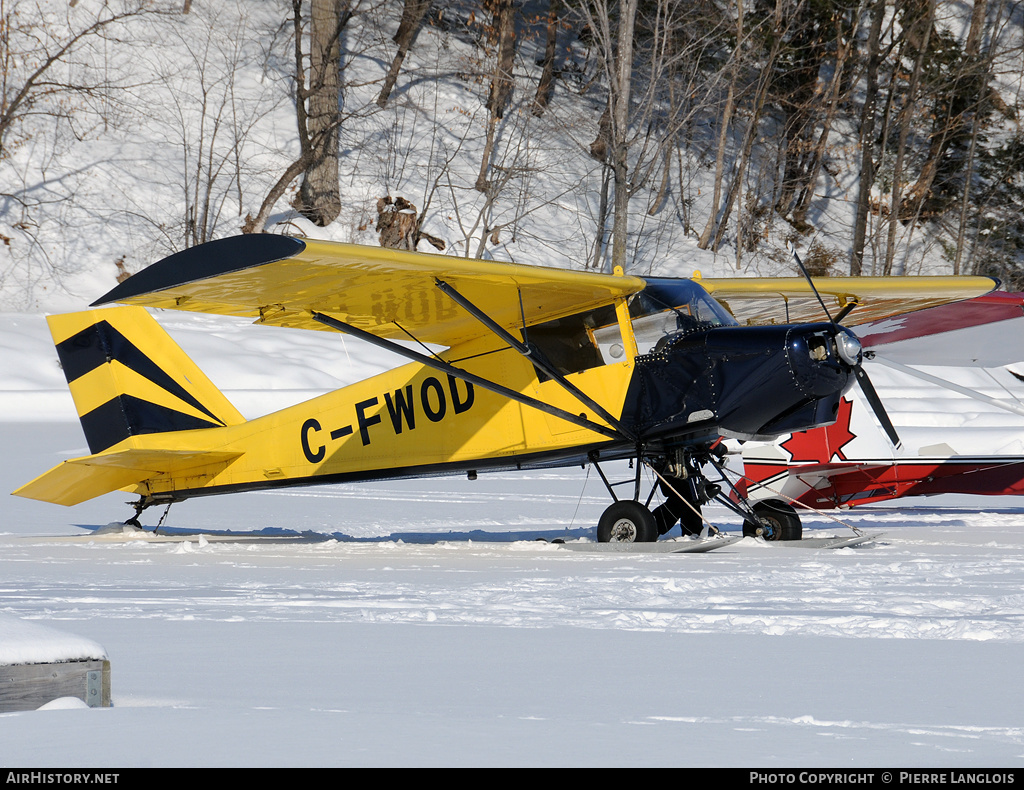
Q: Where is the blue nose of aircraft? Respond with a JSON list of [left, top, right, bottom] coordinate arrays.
[[710, 322, 857, 439], [784, 324, 861, 398], [624, 322, 859, 442]]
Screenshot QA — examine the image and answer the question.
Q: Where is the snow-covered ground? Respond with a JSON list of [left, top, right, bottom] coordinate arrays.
[[2, 312, 1024, 767]]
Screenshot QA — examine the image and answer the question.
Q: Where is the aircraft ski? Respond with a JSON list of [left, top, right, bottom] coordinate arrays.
[[764, 532, 882, 549], [557, 535, 742, 553], [13, 234, 1000, 544]]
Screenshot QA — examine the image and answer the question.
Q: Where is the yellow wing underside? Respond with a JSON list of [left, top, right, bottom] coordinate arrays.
[[95, 237, 647, 347], [696, 275, 999, 326]]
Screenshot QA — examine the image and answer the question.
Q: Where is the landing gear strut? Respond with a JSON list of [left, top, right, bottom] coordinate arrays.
[[591, 444, 803, 543], [591, 447, 715, 543], [123, 497, 173, 534]]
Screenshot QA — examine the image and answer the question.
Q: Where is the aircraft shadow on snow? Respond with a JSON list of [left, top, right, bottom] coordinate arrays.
[[71, 523, 599, 544]]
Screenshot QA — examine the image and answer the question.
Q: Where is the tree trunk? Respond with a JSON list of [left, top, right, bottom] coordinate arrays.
[[376, 0, 431, 108], [851, 0, 885, 275], [589, 104, 611, 162], [531, 0, 559, 117], [697, 6, 739, 250], [884, 0, 934, 275], [710, 101, 762, 253], [609, 0, 637, 274], [901, 0, 988, 219], [476, 0, 517, 193], [792, 8, 856, 229], [298, 0, 344, 226], [487, 0, 516, 120], [590, 166, 611, 269], [954, 89, 983, 275], [708, 0, 784, 252], [698, 87, 737, 247], [773, 18, 827, 222]]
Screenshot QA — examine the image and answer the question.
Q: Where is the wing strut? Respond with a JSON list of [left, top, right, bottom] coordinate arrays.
[[310, 312, 627, 442], [433, 278, 638, 442], [870, 356, 1024, 419]]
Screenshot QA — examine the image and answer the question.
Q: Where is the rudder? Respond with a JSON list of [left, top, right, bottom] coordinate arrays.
[[50, 306, 244, 454]]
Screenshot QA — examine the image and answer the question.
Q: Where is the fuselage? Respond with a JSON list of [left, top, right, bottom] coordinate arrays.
[[127, 286, 859, 504]]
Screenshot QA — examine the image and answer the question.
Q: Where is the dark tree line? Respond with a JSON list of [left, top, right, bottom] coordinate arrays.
[[6, 0, 1024, 302], [353, 0, 1024, 279]]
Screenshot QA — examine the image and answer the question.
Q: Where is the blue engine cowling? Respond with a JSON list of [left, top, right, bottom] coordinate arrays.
[[622, 322, 856, 442]]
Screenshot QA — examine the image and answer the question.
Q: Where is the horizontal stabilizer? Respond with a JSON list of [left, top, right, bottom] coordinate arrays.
[[13, 447, 242, 506]]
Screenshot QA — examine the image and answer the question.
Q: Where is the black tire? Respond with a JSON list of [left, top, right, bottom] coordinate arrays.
[[742, 500, 802, 541], [597, 501, 658, 543]]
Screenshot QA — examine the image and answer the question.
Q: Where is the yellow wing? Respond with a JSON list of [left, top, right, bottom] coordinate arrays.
[[695, 275, 1000, 326], [95, 235, 997, 340], [95, 236, 646, 347]]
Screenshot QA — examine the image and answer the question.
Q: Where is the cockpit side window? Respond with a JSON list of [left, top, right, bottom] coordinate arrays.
[[523, 279, 733, 374], [527, 303, 623, 376]]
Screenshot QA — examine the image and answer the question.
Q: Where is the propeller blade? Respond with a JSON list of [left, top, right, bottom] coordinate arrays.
[[854, 366, 902, 449], [788, 244, 900, 449], [788, 243, 835, 325]]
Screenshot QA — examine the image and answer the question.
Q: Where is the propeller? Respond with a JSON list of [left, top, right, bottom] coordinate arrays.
[[788, 243, 902, 449]]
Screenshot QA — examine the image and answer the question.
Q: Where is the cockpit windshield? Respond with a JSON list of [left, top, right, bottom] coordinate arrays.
[[592, 278, 737, 358], [635, 278, 737, 329]]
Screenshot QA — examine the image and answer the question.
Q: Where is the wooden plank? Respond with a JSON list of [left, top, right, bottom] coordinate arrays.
[[0, 659, 110, 711]]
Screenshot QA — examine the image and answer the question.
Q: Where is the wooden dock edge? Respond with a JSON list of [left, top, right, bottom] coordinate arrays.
[[0, 659, 111, 711]]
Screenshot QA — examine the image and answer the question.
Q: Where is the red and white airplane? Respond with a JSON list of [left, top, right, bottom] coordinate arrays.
[[740, 291, 1024, 512]]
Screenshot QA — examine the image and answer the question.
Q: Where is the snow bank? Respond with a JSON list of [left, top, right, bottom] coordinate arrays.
[[0, 613, 106, 666]]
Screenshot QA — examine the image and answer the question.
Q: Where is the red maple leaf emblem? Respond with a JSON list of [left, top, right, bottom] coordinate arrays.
[[781, 397, 856, 464]]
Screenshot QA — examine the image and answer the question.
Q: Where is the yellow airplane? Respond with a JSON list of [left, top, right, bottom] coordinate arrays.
[[13, 235, 998, 542]]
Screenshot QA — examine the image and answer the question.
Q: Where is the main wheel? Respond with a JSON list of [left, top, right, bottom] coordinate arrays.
[[742, 500, 802, 541], [597, 501, 658, 543]]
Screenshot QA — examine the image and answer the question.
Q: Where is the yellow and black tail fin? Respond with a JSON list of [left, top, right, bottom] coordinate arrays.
[[49, 307, 245, 453]]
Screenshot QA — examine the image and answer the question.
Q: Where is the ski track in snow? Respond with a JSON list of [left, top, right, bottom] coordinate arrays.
[[5, 499, 1024, 643]]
